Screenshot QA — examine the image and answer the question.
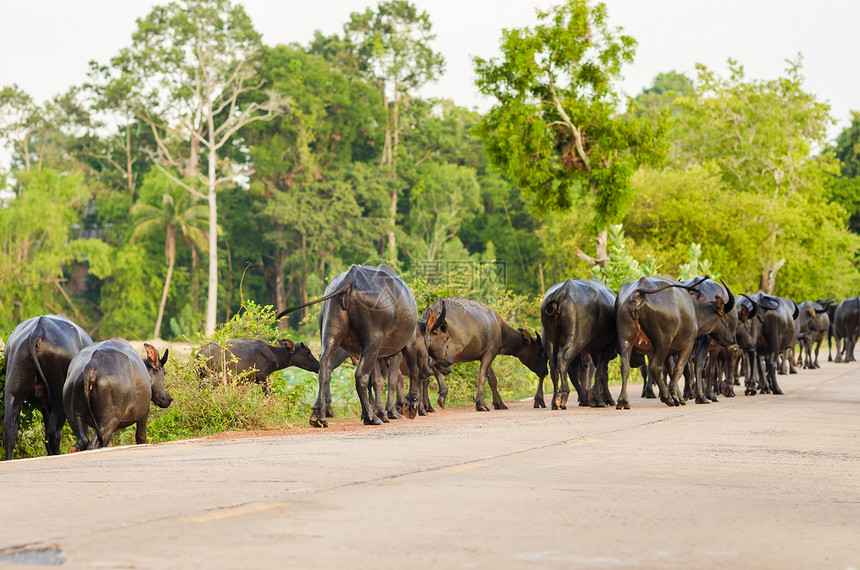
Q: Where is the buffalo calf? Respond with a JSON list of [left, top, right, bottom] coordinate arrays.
[[197, 338, 320, 395], [63, 339, 172, 450]]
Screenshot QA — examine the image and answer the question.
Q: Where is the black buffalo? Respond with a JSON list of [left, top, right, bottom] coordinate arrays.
[[277, 264, 450, 427], [616, 276, 713, 409], [537, 279, 616, 409], [833, 297, 859, 363], [197, 338, 320, 394], [3, 314, 93, 459], [420, 297, 545, 412], [681, 277, 737, 403], [63, 340, 172, 450], [744, 293, 798, 395], [796, 301, 830, 369]]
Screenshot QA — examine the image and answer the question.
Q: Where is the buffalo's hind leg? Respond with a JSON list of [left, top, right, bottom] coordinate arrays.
[[487, 366, 508, 410], [354, 344, 385, 426]]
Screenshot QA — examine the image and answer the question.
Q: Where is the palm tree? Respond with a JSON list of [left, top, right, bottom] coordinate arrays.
[[131, 183, 208, 340]]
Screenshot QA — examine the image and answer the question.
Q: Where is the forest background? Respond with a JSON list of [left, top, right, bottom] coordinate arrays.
[[1, 0, 860, 343]]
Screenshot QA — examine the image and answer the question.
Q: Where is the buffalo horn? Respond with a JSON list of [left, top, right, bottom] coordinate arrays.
[[720, 279, 735, 313]]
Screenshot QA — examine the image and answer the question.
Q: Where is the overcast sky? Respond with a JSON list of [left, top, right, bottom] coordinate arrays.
[[1, 0, 858, 145]]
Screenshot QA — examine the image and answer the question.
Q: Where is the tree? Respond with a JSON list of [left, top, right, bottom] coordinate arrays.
[[622, 165, 860, 298], [130, 171, 208, 339], [0, 85, 40, 172], [630, 71, 694, 121], [406, 162, 482, 261], [828, 111, 860, 233], [473, 0, 666, 260], [673, 58, 836, 292], [337, 0, 445, 259], [102, 0, 280, 335], [246, 45, 384, 322], [0, 169, 103, 328]]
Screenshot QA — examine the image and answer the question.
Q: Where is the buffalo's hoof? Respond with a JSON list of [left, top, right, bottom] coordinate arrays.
[[678, 398, 686, 406], [425, 403, 435, 413], [418, 406, 427, 417], [325, 406, 334, 418], [493, 401, 508, 410], [642, 390, 657, 399], [437, 397, 447, 409], [772, 388, 784, 395], [387, 409, 405, 420], [309, 416, 328, 428], [551, 402, 559, 410], [695, 396, 710, 404], [403, 402, 418, 420], [554, 393, 569, 409], [534, 398, 546, 409], [363, 415, 384, 426], [707, 394, 719, 403], [745, 389, 756, 396], [590, 401, 608, 408], [604, 398, 616, 407], [616, 399, 630, 410], [475, 402, 490, 412]]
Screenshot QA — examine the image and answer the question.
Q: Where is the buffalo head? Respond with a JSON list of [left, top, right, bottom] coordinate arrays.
[[144, 343, 173, 409], [423, 301, 454, 369]]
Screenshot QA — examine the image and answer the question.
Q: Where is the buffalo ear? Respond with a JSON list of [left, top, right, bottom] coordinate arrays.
[[144, 343, 161, 368], [425, 308, 439, 332], [282, 338, 295, 350], [519, 328, 531, 344], [714, 296, 725, 316]]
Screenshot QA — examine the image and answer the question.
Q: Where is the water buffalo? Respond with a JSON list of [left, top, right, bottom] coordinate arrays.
[[796, 301, 830, 369], [833, 297, 859, 363], [197, 338, 320, 395], [744, 293, 798, 395], [681, 277, 737, 403], [420, 297, 545, 412], [63, 339, 172, 450], [3, 314, 93, 459], [616, 276, 710, 409], [277, 264, 450, 427], [536, 279, 615, 410]]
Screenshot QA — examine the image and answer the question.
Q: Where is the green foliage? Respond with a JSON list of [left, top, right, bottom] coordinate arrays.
[[99, 243, 162, 338], [589, 224, 660, 291], [405, 163, 483, 260], [473, 0, 667, 225], [207, 299, 281, 345], [678, 243, 718, 281], [0, 169, 91, 328]]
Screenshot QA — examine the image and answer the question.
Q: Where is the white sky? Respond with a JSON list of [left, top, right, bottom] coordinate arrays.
[[1, 0, 858, 150]]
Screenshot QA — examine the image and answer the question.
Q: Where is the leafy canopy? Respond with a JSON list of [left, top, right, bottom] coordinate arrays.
[[473, 0, 666, 225]]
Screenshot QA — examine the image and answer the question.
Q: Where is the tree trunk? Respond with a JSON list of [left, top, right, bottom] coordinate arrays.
[[124, 124, 135, 196], [21, 138, 31, 172], [153, 227, 176, 340], [388, 187, 398, 260], [204, 138, 218, 336], [759, 258, 786, 294], [274, 246, 288, 333], [300, 231, 309, 321], [190, 247, 199, 316]]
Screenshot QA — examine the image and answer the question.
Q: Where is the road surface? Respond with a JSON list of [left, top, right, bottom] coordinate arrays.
[[1, 360, 859, 568]]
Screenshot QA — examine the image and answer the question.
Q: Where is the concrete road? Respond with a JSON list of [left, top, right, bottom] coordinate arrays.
[[1, 361, 859, 569]]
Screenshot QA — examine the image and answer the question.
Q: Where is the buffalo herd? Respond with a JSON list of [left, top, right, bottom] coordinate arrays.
[[3, 263, 859, 458]]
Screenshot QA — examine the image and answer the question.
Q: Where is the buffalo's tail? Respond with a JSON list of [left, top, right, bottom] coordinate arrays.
[[635, 275, 708, 296], [29, 332, 53, 413], [277, 281, 352, 319], [84, 365, 104, 448]]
